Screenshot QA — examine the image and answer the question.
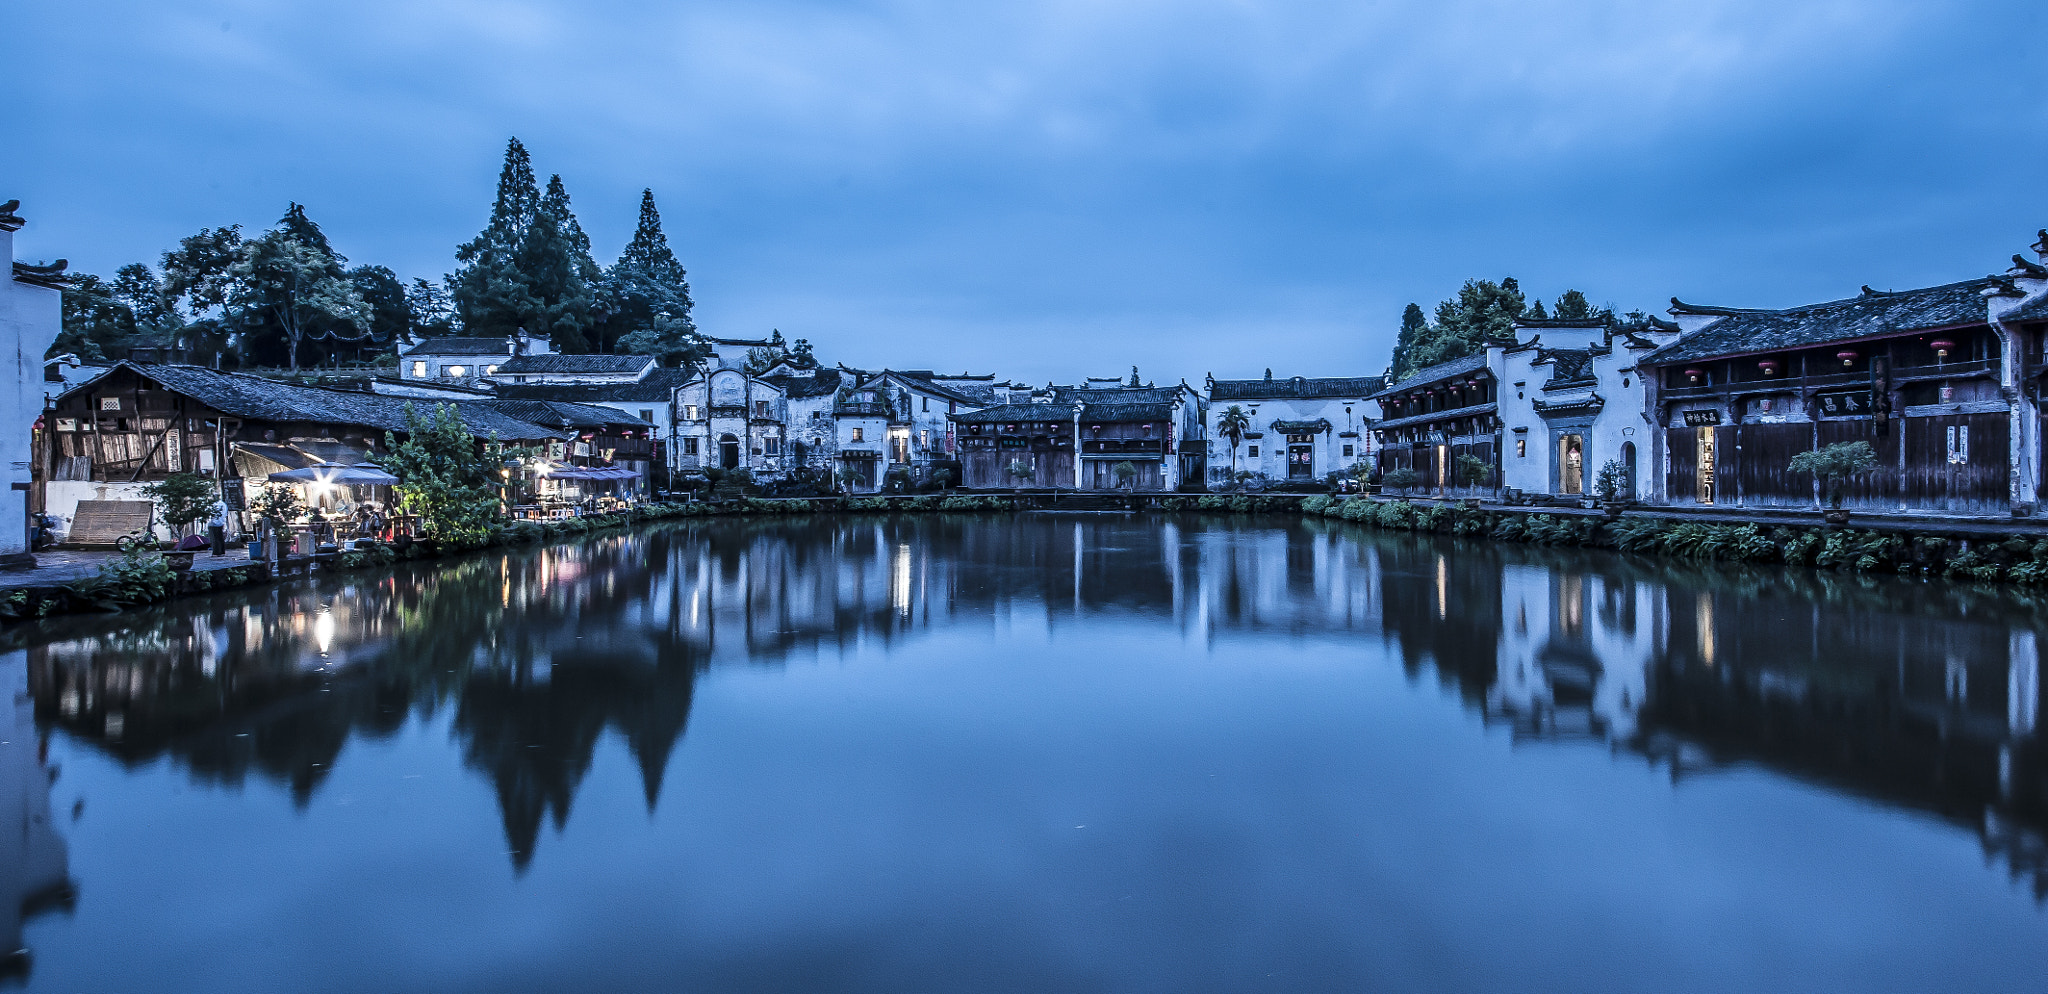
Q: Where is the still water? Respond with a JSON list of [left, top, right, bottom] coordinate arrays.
[[4, 514, 2047, 992]]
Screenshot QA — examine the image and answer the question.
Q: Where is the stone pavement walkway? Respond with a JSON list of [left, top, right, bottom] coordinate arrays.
[[0, 547, 263, 587]]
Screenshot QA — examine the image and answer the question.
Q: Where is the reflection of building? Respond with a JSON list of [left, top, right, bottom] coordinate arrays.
[[1486, 565, 1657, 741], [1, 650, 73, 983]]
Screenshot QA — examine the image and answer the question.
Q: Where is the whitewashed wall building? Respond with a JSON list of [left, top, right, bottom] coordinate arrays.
[[1497, 319, 1672, 501], [1204, 372, 1385, 484], [672, 366, 789, 477], [1, 202, 62, 565]]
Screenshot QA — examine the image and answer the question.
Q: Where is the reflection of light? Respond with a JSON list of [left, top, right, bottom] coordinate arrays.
[[1435, 555, 1447, 621], [893, 543, 912, 616], [1696, 593, 1715, 666], [314, 608, 335, 654]]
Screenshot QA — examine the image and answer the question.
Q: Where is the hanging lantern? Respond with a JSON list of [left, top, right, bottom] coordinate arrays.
[[1758, 359, 1780, 375], [1837, 349, 1859, 368], [1929, 338, 1956, 360], [1684, 368, 1705, 384]]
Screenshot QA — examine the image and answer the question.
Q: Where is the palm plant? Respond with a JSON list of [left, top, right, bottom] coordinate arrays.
[[1216, 405, 1252, 474]]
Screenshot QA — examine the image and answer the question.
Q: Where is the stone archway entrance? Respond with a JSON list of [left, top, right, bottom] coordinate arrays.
[[719, 433, 741, 470]]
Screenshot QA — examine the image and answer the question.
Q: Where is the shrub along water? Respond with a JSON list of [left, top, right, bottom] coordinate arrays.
[[1301, 495, 2048, 585]]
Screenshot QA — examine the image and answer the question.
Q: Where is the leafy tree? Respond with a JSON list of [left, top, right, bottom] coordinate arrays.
[[161, 224, 247, 361], [606, 189, 701, 365], [111, 264, 183, 349], [142, 473, 217, 538], [406, 278, 457, 338], [348, 265, 411, 357], [1006, 458, 1035, 491], [1112, 460, 1139, 488], [247, 482, 304, 526], [1390, 303, 1428, 380], [381, 403, 510, 547], [1395, 277, 1528, 377], [230, 227, 371, 370], [788, 338, 817, 368], [1216, 404, 1251, 473], [742, 331, 790, 374], [1552, 289, 1596, 321], [1382, 467, 1422, 495], [53, 274, 138, 361]]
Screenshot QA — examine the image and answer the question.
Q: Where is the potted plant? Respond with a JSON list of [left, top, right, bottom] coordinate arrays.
[[1006, 459, 1035, 494], [1789, 441, 1878, 525], [247, 482, 305, 562], [1455, 454, 1492, 509], [1382, 467, 1421, 497], [1593, 459, 1631, 518]]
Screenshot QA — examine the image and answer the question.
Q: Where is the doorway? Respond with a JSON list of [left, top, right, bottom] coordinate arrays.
[[1558, 435, 1584, 495], [1287, 434, 1314, 479], [1619, 441, 1637, 498], [719, 433, 740, 470], [1434, 444, 1448, 492], [1695, 427, 1715, 503]]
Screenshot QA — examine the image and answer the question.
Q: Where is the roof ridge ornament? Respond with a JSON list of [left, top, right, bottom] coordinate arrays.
[[0, 199, 22, 232]]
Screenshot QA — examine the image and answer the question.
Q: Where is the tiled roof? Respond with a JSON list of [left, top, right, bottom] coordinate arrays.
[[949, 403, 1073, 424], [404, 337, 514, 356], [1051, 385, 1183, 405], [1269, 418, 1334, 434], [115, 363, 563, 440], [1371, 400, 1497, 432], [1539, 348, 1596, 388], [493, 369, 690, 404], [2003, 292, 2048, 324], [495, 353, 655, 375], [1370, 353, 1490, 399], [761, 368, 843, 399], [1646, 278, 1996, 365], [858, 370, 989, 407], [1210, 375, 1386, 401], [1080, 401, 1175, 422], [487, 400, 649, 431]]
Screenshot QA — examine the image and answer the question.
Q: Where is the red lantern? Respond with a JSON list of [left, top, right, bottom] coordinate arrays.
[[1684, 368, 1705, 384], [1836, 350, 1859, 367], [1758, 360, 1779, 375], [1929, 338, 1956, 360]]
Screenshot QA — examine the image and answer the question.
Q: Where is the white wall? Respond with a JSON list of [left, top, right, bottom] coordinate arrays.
[[1, 225, 63, 562]]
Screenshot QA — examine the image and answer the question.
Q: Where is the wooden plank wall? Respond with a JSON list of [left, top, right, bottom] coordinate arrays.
[[1664, 428, 1697, 503]]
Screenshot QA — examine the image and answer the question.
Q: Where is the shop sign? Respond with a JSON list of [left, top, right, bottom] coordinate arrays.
[[1681, 409, 1721, 427]]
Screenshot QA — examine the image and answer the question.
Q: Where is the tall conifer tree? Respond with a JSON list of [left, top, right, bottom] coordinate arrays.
[[607, 189, 702, 367], [452, 138, 542, 339]]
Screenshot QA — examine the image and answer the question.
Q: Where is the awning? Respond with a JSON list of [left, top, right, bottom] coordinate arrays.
[[545, 466, 642, 481], [267, 463, 401, 485]]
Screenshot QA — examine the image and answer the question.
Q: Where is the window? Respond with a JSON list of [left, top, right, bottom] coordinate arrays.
[[1342, 444, 1354, 457], [917, 429, 930, 448], [685, 405, 699, 420], [683, 438, 700, 455], [1248, 445, 1259, 457], [851, 427, 865, 442], [755, 401, 770, 418], [766, 437, 781, 455], [484, 365, 498, 376], [922, 397, 929, 412], [410, 360, 427, 378], [445, 365, 466, 378], [1516, 439, 1526, 458], [639, 409, 654, 422]]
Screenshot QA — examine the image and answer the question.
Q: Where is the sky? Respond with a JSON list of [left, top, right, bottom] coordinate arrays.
[[8, 0, 2047, 385]]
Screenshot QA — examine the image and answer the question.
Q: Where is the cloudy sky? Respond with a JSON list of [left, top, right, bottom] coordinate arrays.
[[10, 1, 2046, 384]]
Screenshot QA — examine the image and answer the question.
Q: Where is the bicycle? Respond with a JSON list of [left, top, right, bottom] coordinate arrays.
[[113, 508, 159, 555]]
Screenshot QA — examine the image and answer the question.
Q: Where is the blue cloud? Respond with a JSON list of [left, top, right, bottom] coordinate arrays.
[[9, 0, 2044, 382]]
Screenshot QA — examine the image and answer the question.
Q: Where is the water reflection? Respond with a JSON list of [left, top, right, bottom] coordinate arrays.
[[11, 514, 2048, 902]]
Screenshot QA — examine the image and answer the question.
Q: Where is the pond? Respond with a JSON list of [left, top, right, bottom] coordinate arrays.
[[3, 514, 2046, 992]]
